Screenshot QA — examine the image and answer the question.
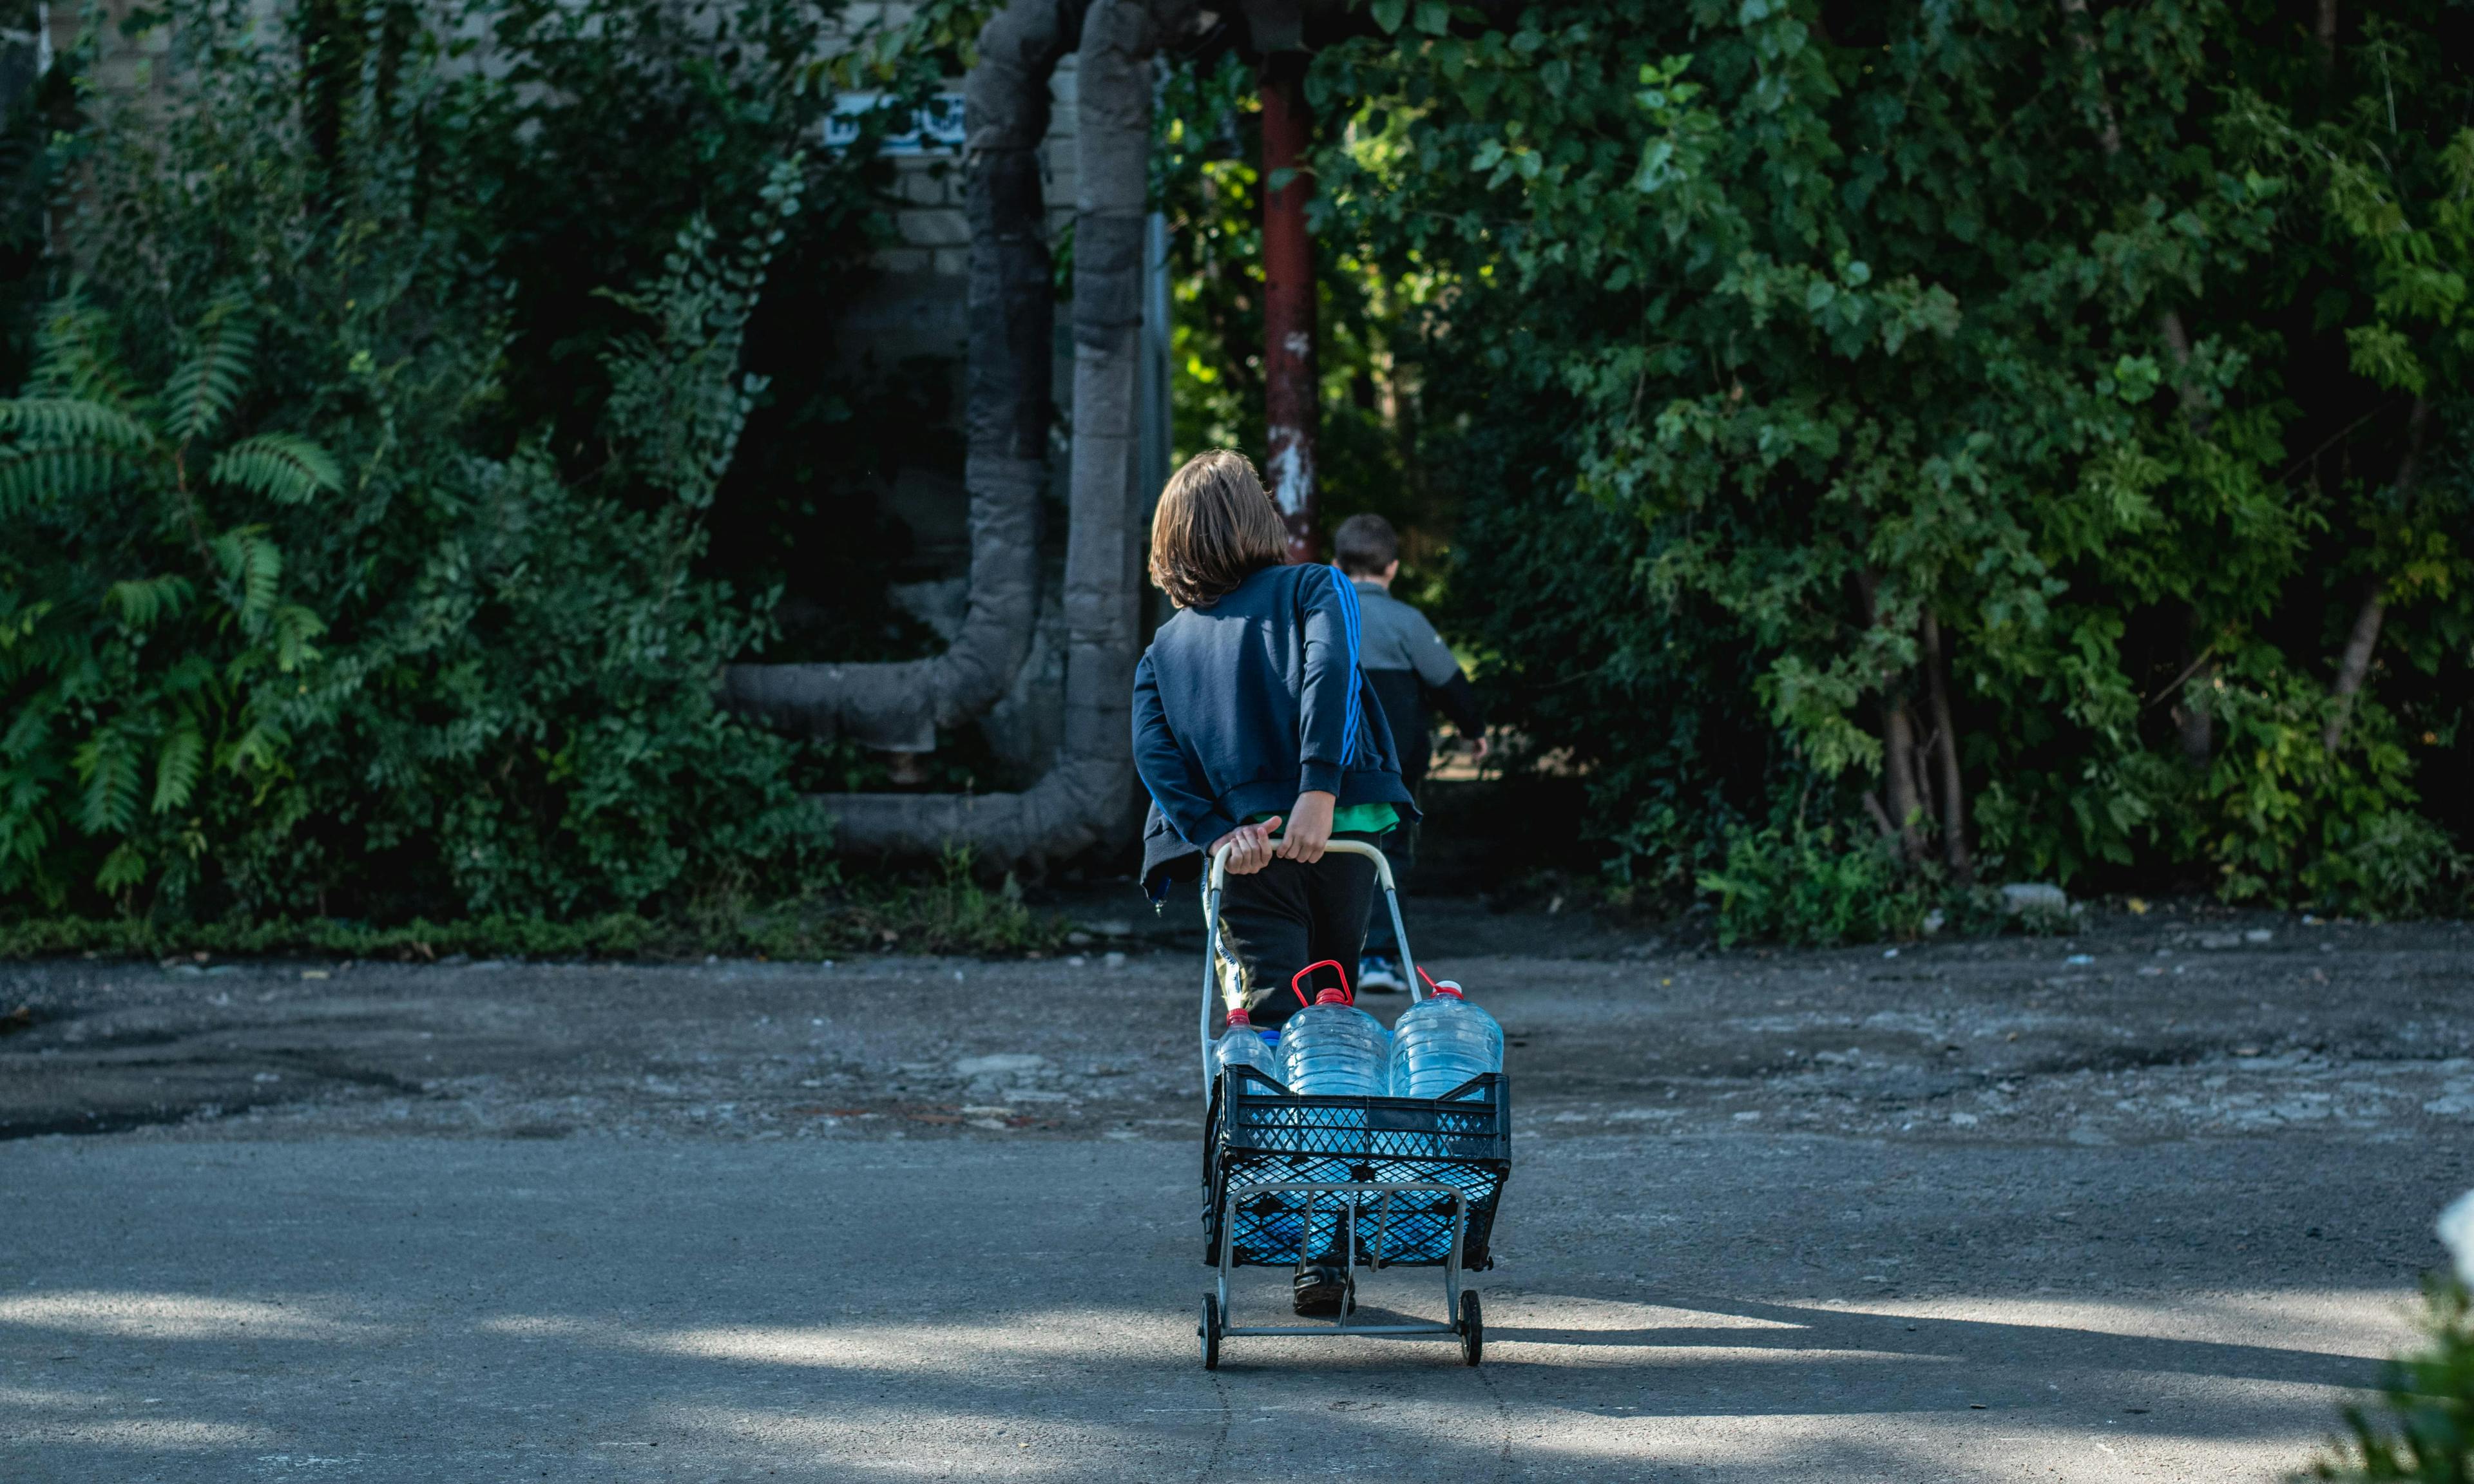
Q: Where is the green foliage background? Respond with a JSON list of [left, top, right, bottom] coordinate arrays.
[[1151, 0, 2474, 931], [6, 0, 2473, 940], [0, 0, 972, 926]]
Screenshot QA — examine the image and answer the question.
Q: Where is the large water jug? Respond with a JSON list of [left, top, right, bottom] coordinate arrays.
[[1387, 978, 1503, 1099], [1211, 1006, 1278, 1080], [1278, 987, 1389, 1097]]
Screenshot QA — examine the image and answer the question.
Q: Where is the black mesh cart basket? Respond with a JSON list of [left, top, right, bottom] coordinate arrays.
[[1192, 840, 1512, 1369]]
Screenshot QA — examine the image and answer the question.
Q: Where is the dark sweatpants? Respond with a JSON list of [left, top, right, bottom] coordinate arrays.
[[1214, 833, 1381, 1027]]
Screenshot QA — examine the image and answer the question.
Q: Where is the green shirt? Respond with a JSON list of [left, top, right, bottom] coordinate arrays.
[[1248, 804, 1399, 836]]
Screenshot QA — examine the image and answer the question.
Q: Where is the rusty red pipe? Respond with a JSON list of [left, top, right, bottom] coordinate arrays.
[[1258, 48, 1318, 564]]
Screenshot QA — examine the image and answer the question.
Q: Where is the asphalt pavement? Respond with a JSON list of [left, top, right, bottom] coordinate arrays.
[[4, 901, 2469, 1481]]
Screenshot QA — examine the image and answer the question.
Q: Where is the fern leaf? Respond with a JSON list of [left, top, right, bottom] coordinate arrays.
[[28, 292, 142, 407], [270, 603, 327, 672], [157, 653, 216, 698], [209, 433, 342, 504], [0, 398, 152, 446], [73, 727, 142, 836], [94, 841, 148, 893], [218, 720, 283, 774], [0, 442, 143, 517], [211, 527, 283, 624], [1, 690, 59, 762], [598, 157, 806, 508], [102, 575, 195, 631], [162, 294, 259, 444], [152, 725, 204, 814]]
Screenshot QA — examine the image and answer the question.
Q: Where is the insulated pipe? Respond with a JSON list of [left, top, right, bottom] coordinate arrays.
[[814, 0, 1202, 866], [1258, 46, 1319, 564], [718, 0, 1079, 752]]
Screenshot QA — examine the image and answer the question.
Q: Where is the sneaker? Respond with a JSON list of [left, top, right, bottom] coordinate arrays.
[[1292, 1264, 1348, 1317], [1356, 955, 1407, 994]]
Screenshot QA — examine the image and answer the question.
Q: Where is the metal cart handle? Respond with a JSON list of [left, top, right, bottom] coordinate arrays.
[[1198, 837, 1421, 1099]]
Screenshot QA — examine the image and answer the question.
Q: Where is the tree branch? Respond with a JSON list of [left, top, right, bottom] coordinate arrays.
[[2323, 395, 2428, 754], [1920, 609, 1971, 880]]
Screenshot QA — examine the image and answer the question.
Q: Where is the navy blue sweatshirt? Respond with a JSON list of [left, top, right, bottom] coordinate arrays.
[[1133, 562, 1420, 893]]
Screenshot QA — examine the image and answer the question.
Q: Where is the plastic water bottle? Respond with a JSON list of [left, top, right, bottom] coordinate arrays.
[[1387, 978, 1502, 1099], [1212, 1006, 1278, 1080], [1278, 987, 1390, 1097]]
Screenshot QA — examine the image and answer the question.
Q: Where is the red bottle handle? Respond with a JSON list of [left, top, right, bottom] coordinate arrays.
[[1289, 959, 1351, 1007]]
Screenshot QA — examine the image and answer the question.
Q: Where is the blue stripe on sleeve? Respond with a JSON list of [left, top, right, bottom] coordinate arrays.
[[1328, 564, 1363, 767]]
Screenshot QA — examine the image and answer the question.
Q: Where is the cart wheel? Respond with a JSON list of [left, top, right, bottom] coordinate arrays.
[[1199, 1294, 1222, 1370], [1458, 1289, 1484, 1366]]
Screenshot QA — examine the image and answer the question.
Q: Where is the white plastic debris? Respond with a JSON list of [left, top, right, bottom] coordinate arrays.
[[2000, 883, 2068, 914], [953, 1053, 1046, 1079], [2439, 1191, 2474, 1288]]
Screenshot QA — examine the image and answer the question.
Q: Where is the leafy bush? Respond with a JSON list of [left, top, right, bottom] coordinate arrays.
[[2311, 1279, 2474, 1481], [1282, 0, 2474, 924], [1696, 819, 1932, 948], [0, 0, 887, 922]]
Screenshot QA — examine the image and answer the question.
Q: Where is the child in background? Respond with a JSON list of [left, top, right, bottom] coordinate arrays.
[[1328, 513, 1486, 993], [1131, 451, 1419, 1317]]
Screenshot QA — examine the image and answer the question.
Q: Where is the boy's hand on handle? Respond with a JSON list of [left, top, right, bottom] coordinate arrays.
[[1275, 790, 1337, 863], [1210, 817, 1281, 876]]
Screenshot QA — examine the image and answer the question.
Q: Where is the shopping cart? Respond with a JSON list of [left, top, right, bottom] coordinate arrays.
[[1194, 839, 1512, 1369]]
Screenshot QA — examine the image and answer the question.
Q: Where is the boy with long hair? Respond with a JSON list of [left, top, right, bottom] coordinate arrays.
[[1131, 450, 1419, 1314]]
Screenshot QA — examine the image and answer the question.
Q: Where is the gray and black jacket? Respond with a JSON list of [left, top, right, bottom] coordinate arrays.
[[1350, 577, 1484, 786]]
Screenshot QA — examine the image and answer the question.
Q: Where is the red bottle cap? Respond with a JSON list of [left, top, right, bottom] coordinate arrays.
[[1314, 987, 1351, 1005], [1418, 967, 1464, 999], [1225, 1006, 1252, 1027]]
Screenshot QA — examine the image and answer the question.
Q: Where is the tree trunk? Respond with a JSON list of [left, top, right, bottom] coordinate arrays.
[[1259, 46, 1319, 563], [2056, 0, 2122, 157], [2317, 0, 2337, 70], [719, 0, 1073, 752], [2176, 605, 2215, 766], [813, 0, 1200, 866], [2323, 586, 2386, 753], [2156, 308, 2212, 434], [1881, 697, 1926, 865], [1920, 610, 1971, 880], [2323, 395, 2428, 754]]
